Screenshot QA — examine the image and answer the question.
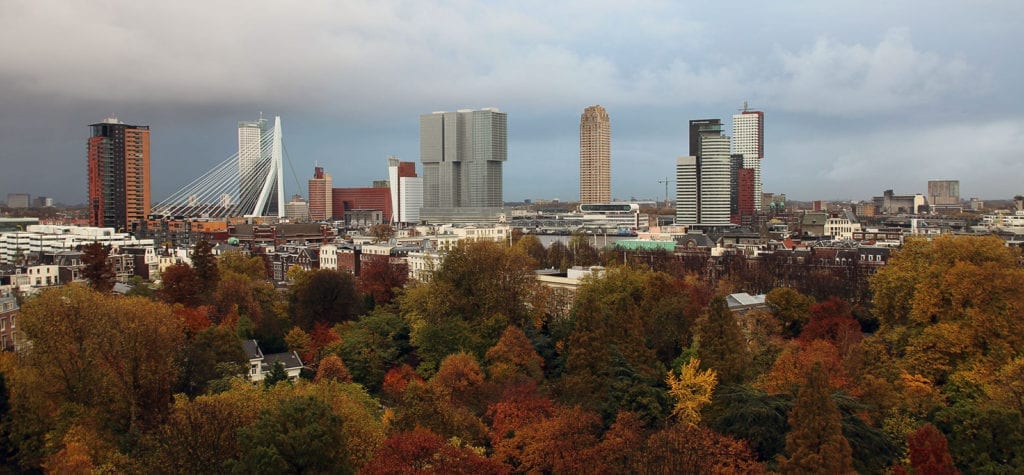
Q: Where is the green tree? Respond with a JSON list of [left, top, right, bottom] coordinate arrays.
[[336, 308, 411, 391], [696, 296, 752, 386], [191, 240, 219, 301], [778, 363, 854, 474], [0, 371, 16, 469], [263, 361, 289, 389], [289, 269, 362, 330], [176, 325, 248, 397], [233, 395, 349, 474], [80, 242, 115, 292]]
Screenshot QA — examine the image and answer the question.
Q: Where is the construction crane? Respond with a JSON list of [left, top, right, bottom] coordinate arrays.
[[657, 178, 675, 208]]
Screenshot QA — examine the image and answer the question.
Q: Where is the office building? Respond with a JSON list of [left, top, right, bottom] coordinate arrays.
[[580, 105, 611, 204], [732, 106, 764, 211], [332, 187, 392, 223], [388, 157, 423, 224], [285, 195, 310, 221], [238, 117, 279, 216], [308, 166, 332, 221], [88, 118, 150, 230], [676, 120, 732, 226], [5, 194, 29, 209], [420, 108, 507, 223]]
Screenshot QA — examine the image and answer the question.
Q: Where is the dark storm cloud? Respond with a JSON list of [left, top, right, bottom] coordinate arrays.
[[1, 0, 1021, 204]]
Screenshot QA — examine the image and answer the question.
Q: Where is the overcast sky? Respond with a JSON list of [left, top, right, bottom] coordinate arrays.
[[1, 0, 1022, 205]]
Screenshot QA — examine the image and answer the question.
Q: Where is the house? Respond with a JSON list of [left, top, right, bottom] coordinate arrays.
[[242, 339, 304, 383], [0, 289, 20, 352]]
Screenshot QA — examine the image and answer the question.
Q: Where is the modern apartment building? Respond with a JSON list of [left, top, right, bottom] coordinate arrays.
[[579, 105, 611, 204], [732, 107, 764, 211], [676, 120, 732, 226], [419, 108, 507, 223], [308, 166, 333, 221], [88, 118, 150, 230]]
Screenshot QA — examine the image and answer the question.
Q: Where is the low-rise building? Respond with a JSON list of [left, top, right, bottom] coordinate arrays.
[[242, 339, 304, 383]]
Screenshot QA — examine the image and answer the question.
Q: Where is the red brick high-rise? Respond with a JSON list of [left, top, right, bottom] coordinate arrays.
[[308, 166, 333, 221], [332, 187, 392, 222], [88, 118, 150, 231]]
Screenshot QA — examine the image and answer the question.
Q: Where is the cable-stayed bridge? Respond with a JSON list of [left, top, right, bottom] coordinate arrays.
[[152, 116, 287, 219]]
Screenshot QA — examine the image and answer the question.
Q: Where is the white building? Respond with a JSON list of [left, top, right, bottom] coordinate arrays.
[[238, 118, 269, 211], [732, 109, 764, 211], [824, 218, 862, 240], [243, 339, 303, 383], [319, 243, 338, 270], [0, 225, 154, 265], [676, 135, 732, 227]]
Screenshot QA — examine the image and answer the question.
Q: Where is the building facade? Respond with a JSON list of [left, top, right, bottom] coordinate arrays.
[[579, 105, 611, 204], [88, 118, 151, 230], [676, 120, 732, 226], [732, 108, 764, 211], [420, 108, 507, 223], [308, 166, 333, 221], [332, 187, 392, 222], [387, 157, 423, 224], [5, 194, 30, 209], [927, 180, 960, 208]]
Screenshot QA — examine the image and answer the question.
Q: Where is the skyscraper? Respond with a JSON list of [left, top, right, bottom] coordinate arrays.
[[387, 157, 423, 225], [420, 108, 507, 223], [238, 117, 270, 213], [308, 166, 332, 221], [732, 106, 764, 211], [579, 105, 611, 204], [676, 119, 731, 226], [88, 117, 150, 230]]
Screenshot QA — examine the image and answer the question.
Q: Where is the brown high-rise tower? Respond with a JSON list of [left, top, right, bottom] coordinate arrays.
[[580, 105, 610, 204], [308, 166, 333, 221], [88, 118, 150, 231]]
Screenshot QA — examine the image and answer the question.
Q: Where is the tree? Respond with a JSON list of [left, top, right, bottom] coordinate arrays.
[[907, 424, 959, 475], [145, 393, 255, 474], [666, 358, 717, 426], [485, 326, 544, 385], [289, 269, 362, 330], [0, 371, 15, 469], [696, 296, 752, 386], [20, 285, 185, 434], [263, 361, 289, 389], [362, 427, 509, 475], [176, 324, 248, 397], [369, 223, 394, 243], [799, 296, 862, 357], [160, 263, 201, 306], [285, 326, 313, 362], [337, 308, 412, 392], [80, 242, 115, 292], [778, 363, 854, 474], [430, 353, 488, 413], [766, 287, 814, 338], [219, 250, 268, 280], [401, 240, 540, 371], [642, 423, 765, 474], [513, 234, 547, 269], [191, 240, 219, 301], [233, 396, 349, 474], [357, 255, 408, 307], [568, 233, 600, 267], [315, 355, 353, 383], [546, 241, 571, 272]]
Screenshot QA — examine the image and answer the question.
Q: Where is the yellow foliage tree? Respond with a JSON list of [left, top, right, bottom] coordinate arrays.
[[666, 358, 718, 426]]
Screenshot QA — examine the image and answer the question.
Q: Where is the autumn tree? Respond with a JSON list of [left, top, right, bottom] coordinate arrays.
[[145, 393, 255, 473], [358, 255, 408, 307], [80, 242, 115, 293], [513, 234, 547, 269], [19, 285, 185, 434], [160, 263, 201, 307], [369, 223, 394, 243], [695, 296, 752, 386], [315, 355, 353, 383], [568, 233, 600, 267], [546, 240, 571, 272], [401, 240, 539, 372], [778, 363, 854, 474], [289, 269, 362, 330], [362, 427, 509, 475], [219, 250, 268, 280], [765, 287, 814, 338], [907, 424, 959, 475], [485, 326, 544, 385], [641, 423, 765, 474], [666, 358, 717, 426]]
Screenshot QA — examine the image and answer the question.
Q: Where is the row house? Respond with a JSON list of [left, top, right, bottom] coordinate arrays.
[[0, 289, 20, 352]]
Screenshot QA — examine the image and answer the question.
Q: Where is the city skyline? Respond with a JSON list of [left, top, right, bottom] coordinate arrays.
[[1, 2, 1022, 204]]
